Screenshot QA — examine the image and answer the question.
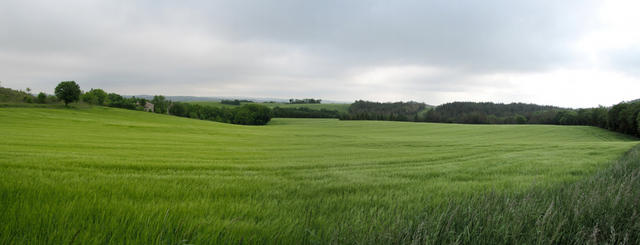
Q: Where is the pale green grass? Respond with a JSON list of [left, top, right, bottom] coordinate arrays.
[[189, 101, 350, 113], [0, 107, 636, 244]]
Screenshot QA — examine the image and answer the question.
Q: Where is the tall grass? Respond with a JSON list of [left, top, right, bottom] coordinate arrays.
[[377, 145, 640, 244]]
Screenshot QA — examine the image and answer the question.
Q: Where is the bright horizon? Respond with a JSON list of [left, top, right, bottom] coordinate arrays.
[[2, 0, 640, 108]]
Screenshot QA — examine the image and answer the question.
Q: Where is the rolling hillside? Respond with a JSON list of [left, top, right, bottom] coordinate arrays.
[[0, 107, 637, 243]]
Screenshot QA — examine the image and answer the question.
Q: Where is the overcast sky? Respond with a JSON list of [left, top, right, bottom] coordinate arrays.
[[1, 0, 639, 107]]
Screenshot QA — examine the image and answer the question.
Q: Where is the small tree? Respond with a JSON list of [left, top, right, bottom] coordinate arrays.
[[37, 92, 47, 104], [55, 81, 81, 106]]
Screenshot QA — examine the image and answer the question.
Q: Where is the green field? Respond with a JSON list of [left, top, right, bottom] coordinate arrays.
[[189, 101, 351, 113], [1, 107, 638, 243]]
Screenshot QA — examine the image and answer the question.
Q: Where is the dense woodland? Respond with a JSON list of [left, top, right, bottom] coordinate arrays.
[[272, 107, 341, 118], [169, 100, 272, 125], [340, 100, 428, 121], [423, 102, 561, 124], [340, 100, 640, 137], [424, 101, 640, 137]]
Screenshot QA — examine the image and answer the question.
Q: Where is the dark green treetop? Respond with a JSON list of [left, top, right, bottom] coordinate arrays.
[[55, 81, 81, 106]]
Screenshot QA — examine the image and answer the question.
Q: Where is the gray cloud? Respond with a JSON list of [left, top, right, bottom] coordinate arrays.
[[189, 0, 598, 70], [0, 0, 638, 107]]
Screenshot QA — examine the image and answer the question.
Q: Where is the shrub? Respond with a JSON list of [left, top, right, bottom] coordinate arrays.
[[233, 104, 272, 125], [36, 92, 47, 104]]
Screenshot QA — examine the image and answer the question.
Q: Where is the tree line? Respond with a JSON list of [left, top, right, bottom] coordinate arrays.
[[340, 100, 640, 137], [421, 101, 638, 135], [90, 86, 272, 126], [423, 102, 565, 124], [163, 99, 272, 125], [3, 81, 272, 126], [272, 107, 341, 118], [98, 93, 272, 125], [221, 99, 253, 105], [339, 100, 428, 121]]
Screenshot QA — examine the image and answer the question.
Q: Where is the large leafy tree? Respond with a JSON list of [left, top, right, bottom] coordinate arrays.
[[54, 81, 81, 106]]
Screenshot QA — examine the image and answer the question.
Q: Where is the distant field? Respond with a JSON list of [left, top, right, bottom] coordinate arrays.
[[0, 107, 637, 243], [189, 101, 351, 113]]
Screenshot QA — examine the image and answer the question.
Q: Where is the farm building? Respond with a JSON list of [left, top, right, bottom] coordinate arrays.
[[144, 102, 154, 112]]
